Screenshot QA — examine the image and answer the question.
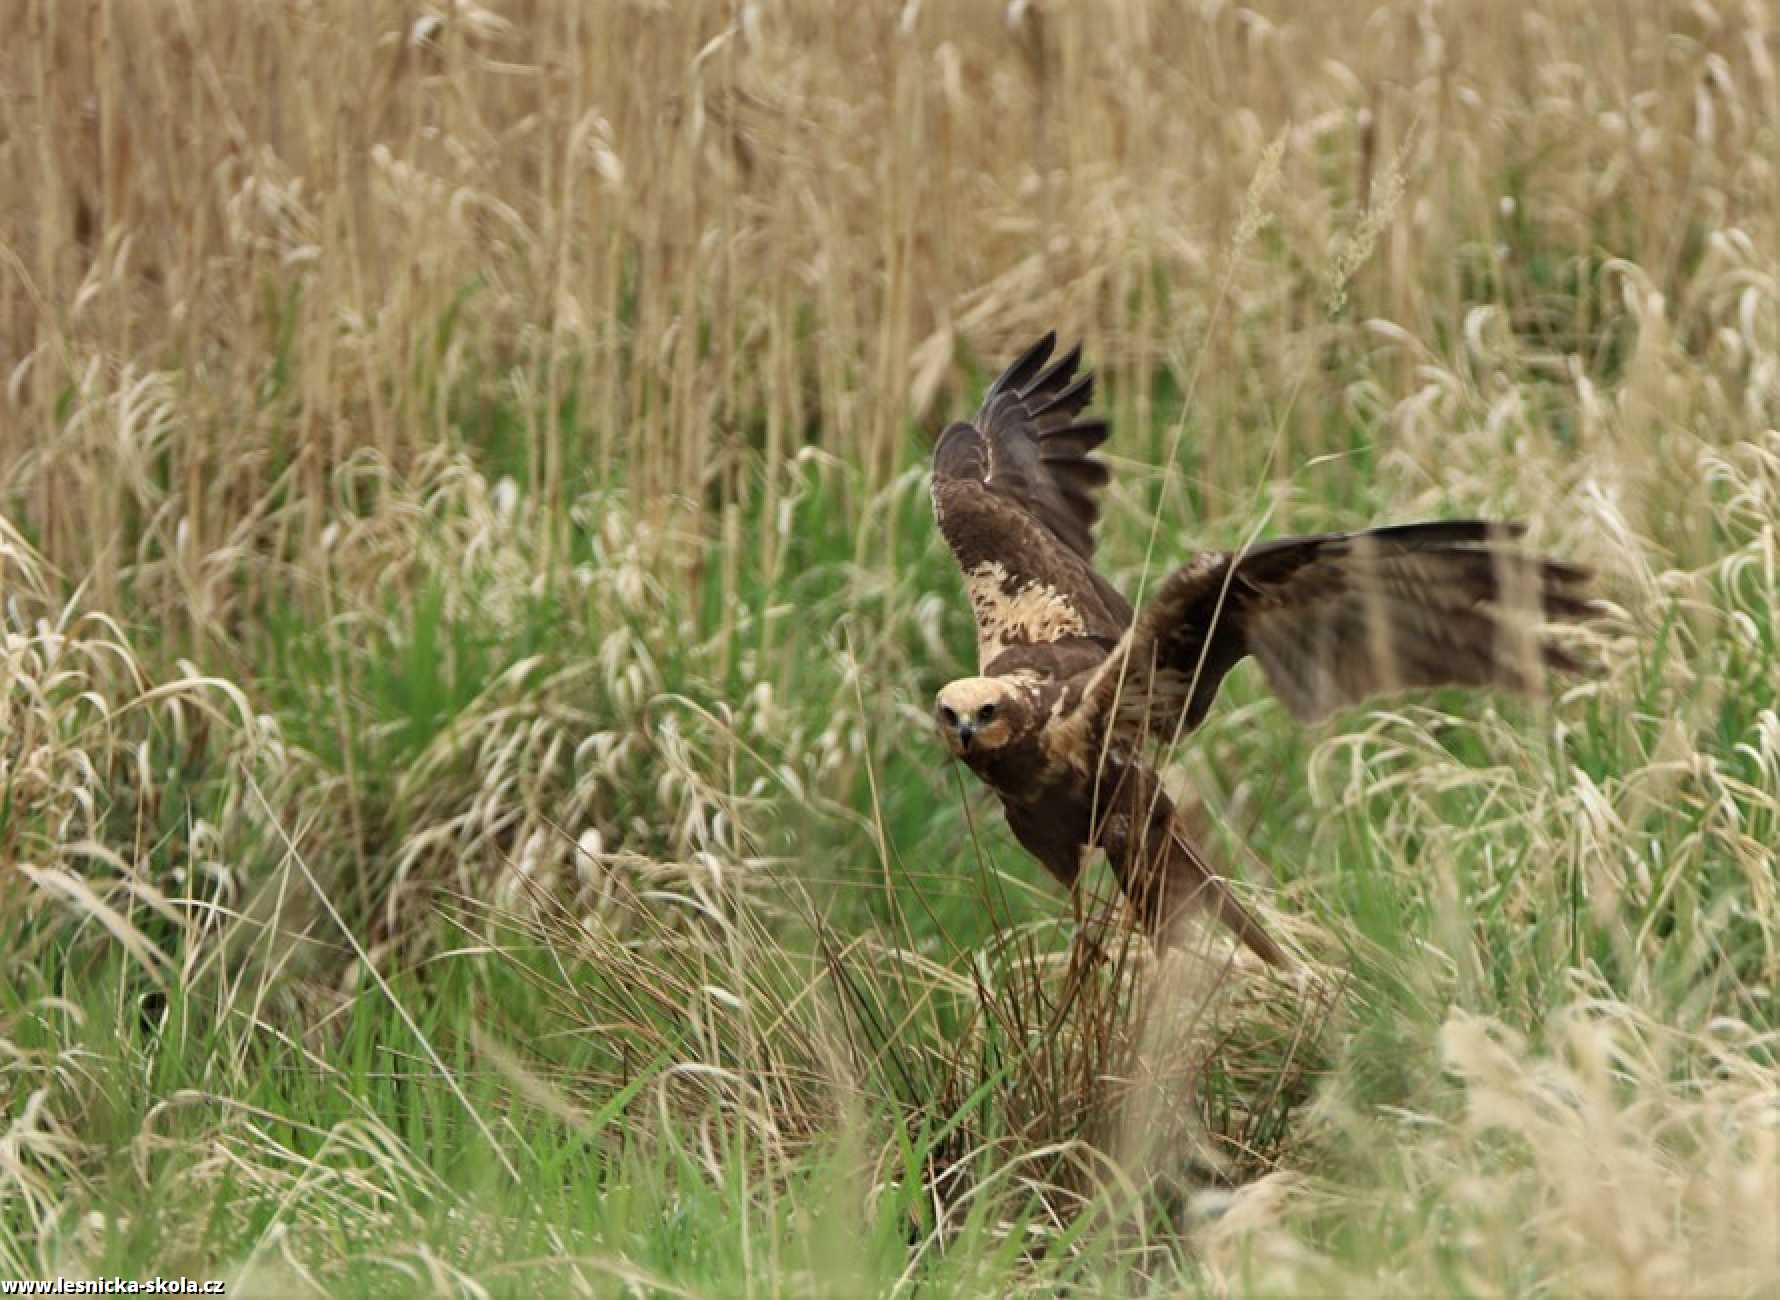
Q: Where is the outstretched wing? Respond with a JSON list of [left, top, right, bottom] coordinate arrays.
[[932, 333, 1132, 671], [1061, 521, 1593, 745]]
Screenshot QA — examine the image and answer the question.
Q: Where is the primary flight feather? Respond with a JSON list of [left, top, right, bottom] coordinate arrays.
[[929, 333, 1593, 967]]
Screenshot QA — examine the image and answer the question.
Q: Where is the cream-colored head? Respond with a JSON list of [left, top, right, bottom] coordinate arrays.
[[934, 676, 1022, 758]]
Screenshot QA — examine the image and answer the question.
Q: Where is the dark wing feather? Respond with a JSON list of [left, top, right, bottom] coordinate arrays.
[[970, 333, 1113, 562], [1062, 521, 1593, 745], [931, 334, 1132, 669]]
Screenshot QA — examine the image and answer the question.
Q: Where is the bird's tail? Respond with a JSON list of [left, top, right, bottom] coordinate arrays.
[[1104, 769, 1292, 968], [1156, 824, 1292, 969]]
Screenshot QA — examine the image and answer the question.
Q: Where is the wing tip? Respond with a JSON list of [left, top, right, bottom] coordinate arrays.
[[984, 331, 1059, 406]]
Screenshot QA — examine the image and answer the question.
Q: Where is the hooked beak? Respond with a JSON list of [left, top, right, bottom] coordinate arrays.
[[939, 713, 975, 755]]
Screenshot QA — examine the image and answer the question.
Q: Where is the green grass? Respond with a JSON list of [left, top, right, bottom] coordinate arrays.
[[6, 2, 1780, 1291], [7, 389, 1777, 1292]]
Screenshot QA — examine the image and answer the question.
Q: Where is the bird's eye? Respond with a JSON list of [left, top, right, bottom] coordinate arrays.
[[939, 705, 957, 726], [977, 703, 996, 722]]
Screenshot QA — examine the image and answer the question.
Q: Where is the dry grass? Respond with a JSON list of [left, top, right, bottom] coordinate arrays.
[[3, 0, 1779, 1294]]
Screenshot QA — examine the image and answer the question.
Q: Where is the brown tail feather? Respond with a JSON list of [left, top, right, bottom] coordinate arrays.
[[1154, 826, 1292, 968], [1102, 769, 1292, 968]]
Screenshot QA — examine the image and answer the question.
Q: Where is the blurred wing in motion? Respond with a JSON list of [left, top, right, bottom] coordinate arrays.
[[1066, 520, 1593, 744]]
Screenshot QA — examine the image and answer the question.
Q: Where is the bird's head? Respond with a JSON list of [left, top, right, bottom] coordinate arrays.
[[934, 676, 1023, 759]]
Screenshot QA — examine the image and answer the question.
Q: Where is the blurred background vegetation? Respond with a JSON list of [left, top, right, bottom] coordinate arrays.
[[2, 1, 1777, 1294]]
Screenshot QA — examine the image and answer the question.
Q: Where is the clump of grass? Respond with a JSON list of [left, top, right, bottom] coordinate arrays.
[[4, 0, 1780, 1292], [1198, 996, 1780, 1298], [459, 837, 1332, 1289], [0, 532, 285, 983]]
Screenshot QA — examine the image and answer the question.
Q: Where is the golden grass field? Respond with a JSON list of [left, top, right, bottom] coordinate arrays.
[[3, 1, 1779, 1295]]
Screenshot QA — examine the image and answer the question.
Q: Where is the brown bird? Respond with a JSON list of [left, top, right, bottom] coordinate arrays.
[[930, 333, 1592, 967]]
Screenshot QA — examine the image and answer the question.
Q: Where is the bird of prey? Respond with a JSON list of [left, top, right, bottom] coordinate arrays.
[[929, 333, 1591, 967]]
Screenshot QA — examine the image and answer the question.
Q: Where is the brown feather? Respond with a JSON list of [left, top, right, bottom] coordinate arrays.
[[928, 337, 1596, 972], [932, 334, 1132, 668], [1065, 521, 1595, 744], [1094, 763, 1290, 967]]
